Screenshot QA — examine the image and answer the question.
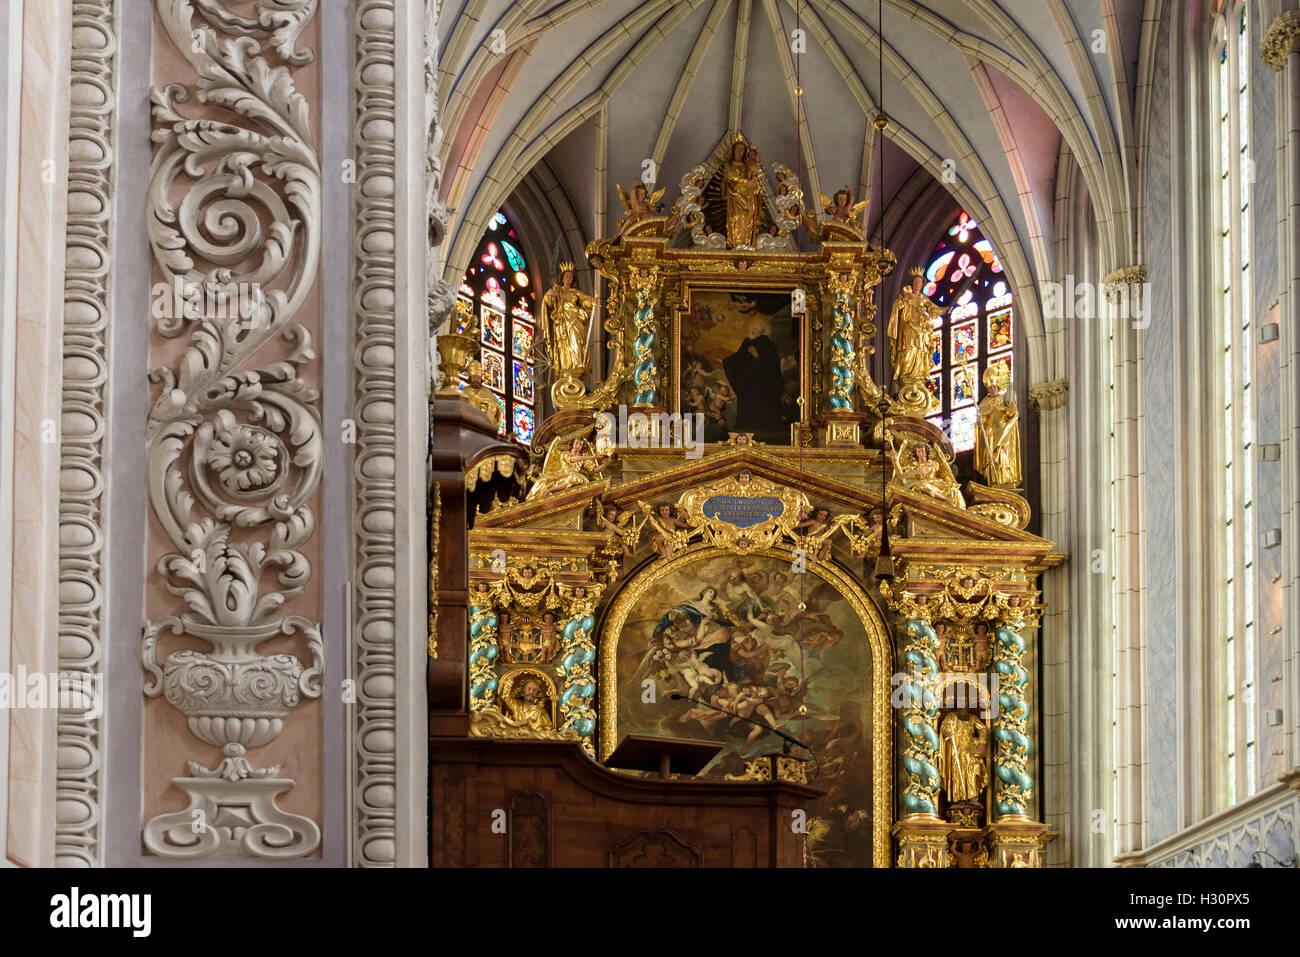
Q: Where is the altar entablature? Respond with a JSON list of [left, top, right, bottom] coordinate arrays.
[[585, 223, 894, 427]]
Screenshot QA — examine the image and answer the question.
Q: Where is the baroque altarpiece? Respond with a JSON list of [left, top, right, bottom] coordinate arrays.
[[430, 135, 1064, 868]]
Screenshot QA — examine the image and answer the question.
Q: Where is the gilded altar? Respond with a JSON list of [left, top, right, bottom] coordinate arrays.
[[432, 133, 1064, 868]]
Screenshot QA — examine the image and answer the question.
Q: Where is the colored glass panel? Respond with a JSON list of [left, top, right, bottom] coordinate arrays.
[[501, 240, 527, 271], [513, 321, 534, 359], [948, 212, 979, 243], [985, 281, 1014, 312], [513, 404, 535, 443], [512, 300, 534, 324], [950, 406, 977, 452], [951, 363, 977, 408], [481, 350, 505, 391], [929, 329, 943, 371], [481, 280, 505, 312], [480, 305, 505, 349], [926, 374, 942, 414], [951, 320, 978, 363], [987, 307, 1013, 350], [513, 360, 534, 403]]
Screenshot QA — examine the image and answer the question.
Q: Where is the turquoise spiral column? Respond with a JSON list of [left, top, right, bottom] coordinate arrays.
[[992, 614, 1033, 818], [628, 265, 662, 407], [467, 597, 500, 712], [556, 583, 603, 755], [899, 619, 942, 816], [826, 270, 859, 411]]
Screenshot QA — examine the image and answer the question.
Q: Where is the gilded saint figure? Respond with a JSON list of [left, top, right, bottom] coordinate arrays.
[[938, 712, 988, 805], [539, 263, 596, 384], [724, 139, 762, 248], [887, 268, 946, 388], [502, 677, 555, 733], [974, 365, 1022, 488]]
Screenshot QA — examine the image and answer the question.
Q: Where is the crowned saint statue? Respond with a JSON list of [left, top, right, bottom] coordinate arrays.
[[539, 262, 596, 405], [724, 137, 762, 248], [887, 267, 947, 412]]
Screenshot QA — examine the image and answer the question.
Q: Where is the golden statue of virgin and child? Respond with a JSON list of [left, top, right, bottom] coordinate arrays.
[[887, 267, 946, 414], [723, 137, 763, 248]]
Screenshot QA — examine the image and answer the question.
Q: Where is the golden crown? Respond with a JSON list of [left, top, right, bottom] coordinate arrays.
[[557, 260, 575, 273], [908, 266, 925, 279], [466, 358, 483, 376]]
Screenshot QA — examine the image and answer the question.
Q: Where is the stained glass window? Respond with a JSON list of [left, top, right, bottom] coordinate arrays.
[[513, 322, 534, 359], [460, 209, 536, 442], [1215, 2, 1256, 804], [916, 210, 1015, 452]]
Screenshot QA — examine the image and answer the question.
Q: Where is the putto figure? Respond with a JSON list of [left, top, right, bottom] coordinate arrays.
[[818, 185, 868, 230]]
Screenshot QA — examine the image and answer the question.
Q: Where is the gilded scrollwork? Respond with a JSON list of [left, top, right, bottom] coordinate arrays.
[[555, 581, 604, 753], [628, 264, 663, 406], [991, 595, 1033, 818]]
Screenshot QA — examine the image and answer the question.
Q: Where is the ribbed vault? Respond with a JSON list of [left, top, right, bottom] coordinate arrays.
[[436, 0, 1151, 385]]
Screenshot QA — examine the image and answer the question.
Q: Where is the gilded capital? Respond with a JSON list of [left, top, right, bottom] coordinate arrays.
[[1261, 10, 1300, 71]]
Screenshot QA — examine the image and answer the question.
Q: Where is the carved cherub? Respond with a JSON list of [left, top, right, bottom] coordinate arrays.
[[793, 505, 848, 563], [596, 503, 645, 557], [639, 501, 693, 559], [616, 181, 665, 233], [817, 185, 869, 229]]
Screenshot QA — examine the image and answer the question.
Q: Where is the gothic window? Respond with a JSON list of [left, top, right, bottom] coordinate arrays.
[[1213, 1, 1256, 803], [919, 211, 1014, 453], [457, 210, 537, 444]]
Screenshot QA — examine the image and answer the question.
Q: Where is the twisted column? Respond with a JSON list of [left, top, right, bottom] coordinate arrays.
[[900, 619, 942, 817], [992, 615, 1033, 818], [826, 271, 859, 410], [467, 599, 500, 712], [556, 583, 603, 755], [629, 266, 662, 406]]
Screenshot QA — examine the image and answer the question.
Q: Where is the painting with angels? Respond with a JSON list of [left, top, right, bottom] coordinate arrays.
[[615, 553, 875, 866]]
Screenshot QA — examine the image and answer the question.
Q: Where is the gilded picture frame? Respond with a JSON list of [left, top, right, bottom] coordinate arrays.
[[671, 279, 813, 446], [597, 542, 894, 867]]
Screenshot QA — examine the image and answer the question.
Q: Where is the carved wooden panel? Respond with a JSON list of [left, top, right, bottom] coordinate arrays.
[[731, 826, 757, 867], [508, 789, 551, 867], [608, 828, 702, 868]]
